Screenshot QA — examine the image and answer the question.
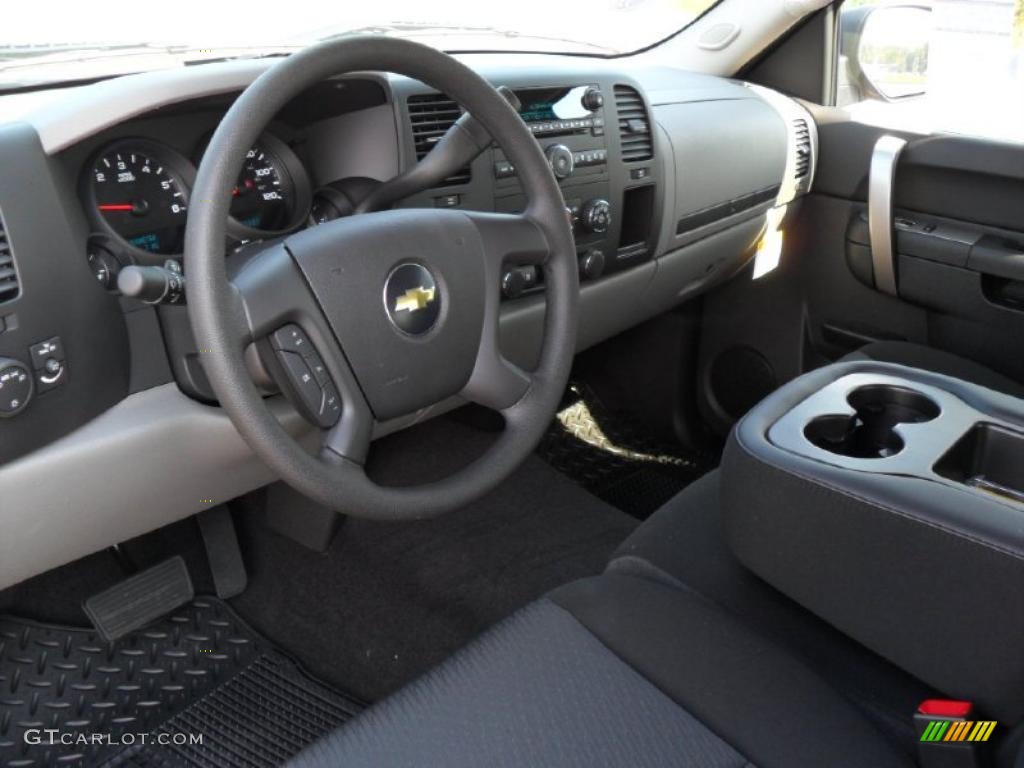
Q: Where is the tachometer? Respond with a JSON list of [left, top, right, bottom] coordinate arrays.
[[85, 139, 195, 258]]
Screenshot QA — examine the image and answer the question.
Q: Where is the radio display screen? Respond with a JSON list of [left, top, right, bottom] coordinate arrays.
[[516, 86, 590, 122]]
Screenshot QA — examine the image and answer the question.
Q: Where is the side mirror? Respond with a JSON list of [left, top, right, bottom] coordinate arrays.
[[840, 4, 933, 103]]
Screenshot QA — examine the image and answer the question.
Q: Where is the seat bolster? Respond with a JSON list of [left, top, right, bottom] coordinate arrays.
[[288, 596, 751, 768], [551, 573, 914, 768]]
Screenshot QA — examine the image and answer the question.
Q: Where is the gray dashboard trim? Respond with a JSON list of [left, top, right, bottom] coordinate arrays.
[[29, 60, 275, 154], [0, 384, 314, 591]]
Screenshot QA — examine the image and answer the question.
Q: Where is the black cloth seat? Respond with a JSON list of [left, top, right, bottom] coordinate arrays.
[[290, 566, 911, 767], [610, 471, 933, 759]]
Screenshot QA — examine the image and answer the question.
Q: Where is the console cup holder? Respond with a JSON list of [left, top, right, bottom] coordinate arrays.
[[804, 384, 940, 459]]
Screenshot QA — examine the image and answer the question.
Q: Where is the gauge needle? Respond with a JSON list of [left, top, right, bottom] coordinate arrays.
[[98, 203, 135, 212]]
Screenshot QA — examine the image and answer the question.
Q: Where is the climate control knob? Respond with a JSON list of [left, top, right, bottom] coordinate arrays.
[[545, 144, 575, 180], [580, 199, 612, 234], [579, 249, 606, 281], [0, 358, 33, 418]]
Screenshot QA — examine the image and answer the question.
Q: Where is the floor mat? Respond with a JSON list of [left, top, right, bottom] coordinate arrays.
[[0, 598, 362, 768], [537, 384, 714, 519], [230, 414, 638, 704]]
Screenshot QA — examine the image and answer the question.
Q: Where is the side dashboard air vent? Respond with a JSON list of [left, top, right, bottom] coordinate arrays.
[[793, 119, 812, 179], [614, 85, 653, 162], [407, 93, 472, 187], [0, 211, 19, 304]]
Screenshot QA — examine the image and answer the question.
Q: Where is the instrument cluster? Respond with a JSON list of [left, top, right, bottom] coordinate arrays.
[[81, 131, 312, 277]]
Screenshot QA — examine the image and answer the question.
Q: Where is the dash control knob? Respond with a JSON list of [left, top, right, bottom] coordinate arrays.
[[579, 249, 606, 281], [580, 199, 612, 234], [581, 87, 604, 111], [0, 358, 33, 417], [545, 144, 575, 180]]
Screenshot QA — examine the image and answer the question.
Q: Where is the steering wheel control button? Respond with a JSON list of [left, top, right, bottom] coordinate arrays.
[[268, 325, 341, 427], [0, 358, 33, 417], [320, 382, 342, 425], [29, 336, 64, 369], [271, 324, 313, 355], [384, 263, 441, 337], [276, 350, 328, 423]]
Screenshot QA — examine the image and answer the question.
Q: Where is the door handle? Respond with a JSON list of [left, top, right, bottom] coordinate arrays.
[[968, 237, 1024, 281], [868, 135, 907, 297]]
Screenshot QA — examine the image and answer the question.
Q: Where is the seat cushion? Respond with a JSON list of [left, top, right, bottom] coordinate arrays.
[[844, 340, 1024, 398], [290, 571, 911, 768], [609, 471, 933, 758]]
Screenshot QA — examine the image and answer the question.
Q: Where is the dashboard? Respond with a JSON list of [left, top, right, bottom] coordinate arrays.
[[0, 52, 817, 589]]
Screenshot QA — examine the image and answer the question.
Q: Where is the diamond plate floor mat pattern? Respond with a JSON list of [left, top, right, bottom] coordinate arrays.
[[0, 598, 362, 767], [537, 385, 714, 519]]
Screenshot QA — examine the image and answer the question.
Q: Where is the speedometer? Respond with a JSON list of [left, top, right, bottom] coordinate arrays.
[[198, 132, 312, 241], [85, 139, 195, 258], [231, 144, 289, 231]]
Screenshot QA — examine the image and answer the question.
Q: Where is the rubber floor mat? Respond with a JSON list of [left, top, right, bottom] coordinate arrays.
[[537, 385, 714, 519], [0, 598, 362, 768]]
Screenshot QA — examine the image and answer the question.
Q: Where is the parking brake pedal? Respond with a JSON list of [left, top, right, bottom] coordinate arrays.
[[83, 556, 194, 643]]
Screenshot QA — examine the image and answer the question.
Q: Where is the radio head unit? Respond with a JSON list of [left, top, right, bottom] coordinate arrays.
[[514, 85, 605, 137]]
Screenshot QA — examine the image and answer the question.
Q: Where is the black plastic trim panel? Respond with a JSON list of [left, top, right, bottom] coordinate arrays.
[[676, 184, 780, 236], [0, 122, 129, 465]]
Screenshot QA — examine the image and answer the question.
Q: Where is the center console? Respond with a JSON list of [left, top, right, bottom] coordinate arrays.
[[396, 73, 663, 305], [490, 83, 659, 299], [721, 360, 1024, 722]]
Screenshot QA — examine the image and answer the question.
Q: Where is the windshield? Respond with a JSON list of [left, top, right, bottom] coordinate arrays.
[[0, 0, 719, 89]]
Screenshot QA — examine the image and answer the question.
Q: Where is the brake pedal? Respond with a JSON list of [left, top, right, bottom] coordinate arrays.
[[83, 556, 194, 643], [198, 505, 248, 599]]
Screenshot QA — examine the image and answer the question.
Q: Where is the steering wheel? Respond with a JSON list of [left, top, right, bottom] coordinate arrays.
[[185, 37, 578, 520]]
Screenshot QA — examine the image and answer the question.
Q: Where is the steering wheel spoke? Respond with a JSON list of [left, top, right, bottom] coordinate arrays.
[[228, 241, 373, 451], [320, 395, 374, 466], [466, 211, 552, 273], [457, 211, 551, 412]]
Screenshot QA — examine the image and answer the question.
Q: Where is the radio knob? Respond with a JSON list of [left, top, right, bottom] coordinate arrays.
[[581, 199, 612, 234], [581, 87, 604, 111], [545, 144, 575, 180]]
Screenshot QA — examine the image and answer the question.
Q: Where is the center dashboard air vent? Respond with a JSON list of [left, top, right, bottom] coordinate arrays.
[[793, 118, 812, 179], [0, 211, 20, 304], [407, 93, 472, 187], [614, 85, 653, 162]]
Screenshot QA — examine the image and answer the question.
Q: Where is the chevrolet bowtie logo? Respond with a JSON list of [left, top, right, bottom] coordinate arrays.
[[394, 286, 436, 313]]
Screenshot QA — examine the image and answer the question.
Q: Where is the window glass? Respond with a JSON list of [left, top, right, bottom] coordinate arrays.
[[0, 0, 721, 91], [839, 0, 1024, 143]]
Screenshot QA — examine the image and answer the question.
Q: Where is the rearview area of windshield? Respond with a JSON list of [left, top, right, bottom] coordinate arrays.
[[0, 0, 720, 88]]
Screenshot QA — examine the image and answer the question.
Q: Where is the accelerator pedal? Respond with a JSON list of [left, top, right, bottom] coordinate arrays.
[[83, 555, 194, 643]]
